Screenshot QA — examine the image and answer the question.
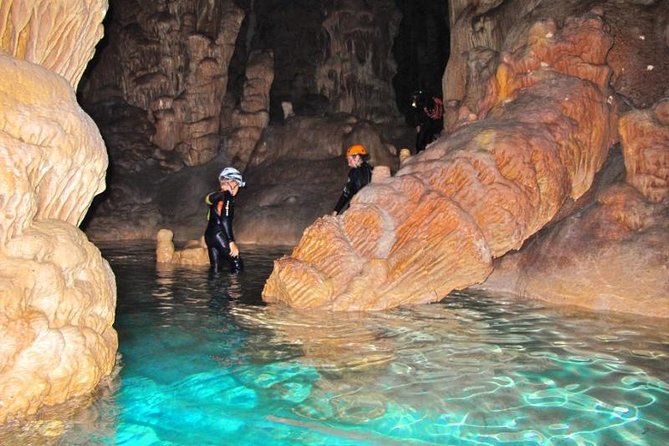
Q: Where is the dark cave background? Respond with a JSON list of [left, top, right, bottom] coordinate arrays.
[[228, 0, 450, 124]]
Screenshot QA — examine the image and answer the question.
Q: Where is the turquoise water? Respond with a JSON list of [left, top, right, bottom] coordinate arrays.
[[1, 243, 668, 445]]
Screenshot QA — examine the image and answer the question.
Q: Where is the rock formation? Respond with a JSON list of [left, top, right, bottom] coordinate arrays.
[[0, 0, 116, 422], [155, 228, 208, 265], [316, 0, 403, 123], [476, 99, 669, 318], [226, 49, 274, 167], [262, 11, 619, 311], [80, 0, 244, 168]]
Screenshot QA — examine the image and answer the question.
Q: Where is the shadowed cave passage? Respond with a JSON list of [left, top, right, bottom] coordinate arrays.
[[229, 0, 449, 125]]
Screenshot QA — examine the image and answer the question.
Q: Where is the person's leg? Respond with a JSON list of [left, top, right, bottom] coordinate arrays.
[[207, 232, 231, 273], [416, 127, 428, 152], [208, 246, 224, 272]]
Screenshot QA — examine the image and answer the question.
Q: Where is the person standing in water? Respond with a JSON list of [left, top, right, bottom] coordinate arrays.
[[204, 167, 245, 273], [332, 144, 373, 215]]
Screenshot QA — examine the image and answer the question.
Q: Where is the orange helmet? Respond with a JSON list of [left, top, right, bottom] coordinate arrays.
[[346, 144, 368, 157]]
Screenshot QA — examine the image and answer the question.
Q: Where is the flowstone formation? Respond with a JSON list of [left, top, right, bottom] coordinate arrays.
[[477, 99, 669, 318], [0, 0, 116, 423], [262, 13, 617, 311]]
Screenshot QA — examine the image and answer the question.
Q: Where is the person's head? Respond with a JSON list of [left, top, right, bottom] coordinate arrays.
[[345, 144, 368, 168], [410, 90, 427, 109], [218, 167, 246, 196]]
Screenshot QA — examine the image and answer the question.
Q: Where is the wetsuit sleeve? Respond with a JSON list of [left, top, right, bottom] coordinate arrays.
[[221, 192, 235, 242], [334, 171, 355, 214], [205, 191, 224, 205]]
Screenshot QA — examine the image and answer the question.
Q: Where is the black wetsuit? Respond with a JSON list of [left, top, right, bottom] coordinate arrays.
[[412, 92, 443, 153], [204, 191, 243, 273], [333, 162, 373, 215]]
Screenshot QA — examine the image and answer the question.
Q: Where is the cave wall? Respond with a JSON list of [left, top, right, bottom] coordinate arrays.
[[442, 0, 669, 128], [315, 0, 403, 123], [79, 0, 411, 242], [0, 0, 117, 423], [79, 0, 245, 169]]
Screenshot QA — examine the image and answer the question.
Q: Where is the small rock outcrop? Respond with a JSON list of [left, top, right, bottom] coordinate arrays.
[[0, 0, 116, 422], [155, 228, 208, 265]]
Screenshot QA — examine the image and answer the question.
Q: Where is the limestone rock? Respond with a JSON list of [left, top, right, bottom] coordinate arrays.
[[443, 0, 669, 125], [0, 0, 115, 422], [620, 99, 669, 203], [316, 0, 404, 123], [262, 12, 616, 311], [0, 221, 117, 422], [79, 0, 245, 168], [0, 0, 108, 88], [476, 99, 668, 318], [156, 228, 208, 265], [477, 179, 668, 318], [227, 50, 274, 167]]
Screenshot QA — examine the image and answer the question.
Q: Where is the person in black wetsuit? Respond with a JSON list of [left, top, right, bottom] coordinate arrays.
[[204, 167, 245, 273], [332, 144, 373, 215], [410, 90, 443, 153]]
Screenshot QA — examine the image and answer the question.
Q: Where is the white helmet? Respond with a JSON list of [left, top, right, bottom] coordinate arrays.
[[218, 167, 246, 187]]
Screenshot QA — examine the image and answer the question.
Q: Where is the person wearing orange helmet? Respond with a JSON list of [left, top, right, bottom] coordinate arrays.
[[332, 144, 373, 215]]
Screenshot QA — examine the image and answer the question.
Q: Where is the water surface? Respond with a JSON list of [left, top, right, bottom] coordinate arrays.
[[2, 243, 667, 445]]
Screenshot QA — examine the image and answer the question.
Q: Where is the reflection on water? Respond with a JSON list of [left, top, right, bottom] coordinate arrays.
[[1, 242, 668, 445]]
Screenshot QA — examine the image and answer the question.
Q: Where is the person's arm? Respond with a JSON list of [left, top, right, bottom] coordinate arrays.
[[221, 193, 240, 257], [333, 176, 353, 215], [205, 191, 224, 206]]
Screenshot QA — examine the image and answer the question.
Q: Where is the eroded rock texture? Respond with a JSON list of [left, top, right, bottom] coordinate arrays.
[[0, 0, 115, 422], [316, 0, 403, 123], [442, 0, 669, 132], [80, 0, 244, 168], [477, 100, 669, 318], [227, 49, 274, 166], [262, 12, 617, 311]]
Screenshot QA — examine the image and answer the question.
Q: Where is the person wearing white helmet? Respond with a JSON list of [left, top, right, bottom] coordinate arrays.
[[204, 167, 246, 273]]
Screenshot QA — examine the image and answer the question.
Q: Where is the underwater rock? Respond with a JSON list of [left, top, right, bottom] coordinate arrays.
[[0, 0, 115, 422], [262, 12, 617, 311]]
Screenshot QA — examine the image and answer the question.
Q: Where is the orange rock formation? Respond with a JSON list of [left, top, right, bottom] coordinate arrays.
[[263, 13, 617, 311], [0, 0, 115, 422], [477, 99, 668, 318]]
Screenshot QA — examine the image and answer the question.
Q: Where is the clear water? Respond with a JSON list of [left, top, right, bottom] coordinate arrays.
[[1, 243, 668, 445]]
